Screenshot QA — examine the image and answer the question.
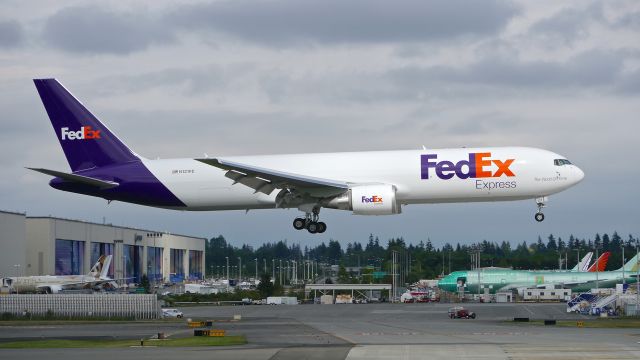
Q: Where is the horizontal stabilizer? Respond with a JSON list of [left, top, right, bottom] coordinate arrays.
[[27, 168, 119, 189]]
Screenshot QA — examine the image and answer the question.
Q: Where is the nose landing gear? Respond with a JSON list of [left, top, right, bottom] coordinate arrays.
[[534, 197, 547, 222], [292, 206, 327, 234]]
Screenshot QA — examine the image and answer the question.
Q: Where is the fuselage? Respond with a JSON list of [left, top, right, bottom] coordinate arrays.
[[3, 275, 98, 293], [439, 268, 638, 294], [51, 147, 584, 211], [33, 79, 585, 227]]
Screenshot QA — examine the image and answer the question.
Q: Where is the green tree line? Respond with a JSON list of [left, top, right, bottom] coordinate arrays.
[[205, 232, 639, 283]]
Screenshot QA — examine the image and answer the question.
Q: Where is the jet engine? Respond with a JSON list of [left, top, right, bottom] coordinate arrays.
[[40, 285, 63, 294], [324, 184, 401, 215]]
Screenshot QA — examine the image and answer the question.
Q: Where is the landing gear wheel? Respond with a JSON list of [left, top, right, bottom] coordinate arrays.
[[307, 222, 319, 234], [534, 197, 547, 223], [317, 222, 327, 233], [293, 218, 306, 230]]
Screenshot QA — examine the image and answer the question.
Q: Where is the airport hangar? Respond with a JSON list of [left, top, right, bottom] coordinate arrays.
[[0, 210, 205, 284]]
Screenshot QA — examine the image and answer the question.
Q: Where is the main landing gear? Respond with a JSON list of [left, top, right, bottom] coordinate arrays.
[[534, 196, 547, 222], [293, 206, 327, 234]]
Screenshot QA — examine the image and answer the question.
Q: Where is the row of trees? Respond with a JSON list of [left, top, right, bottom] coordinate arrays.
[[204, 232, 639, 284]]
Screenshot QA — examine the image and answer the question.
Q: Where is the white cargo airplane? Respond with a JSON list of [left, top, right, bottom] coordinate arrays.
[[1, 255, 114, 294], [30, 79, 584, 233]]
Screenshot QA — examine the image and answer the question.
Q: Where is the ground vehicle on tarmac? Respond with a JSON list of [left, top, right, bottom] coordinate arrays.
[[162, 308, 184, 318], [448, 306, 476, 319]]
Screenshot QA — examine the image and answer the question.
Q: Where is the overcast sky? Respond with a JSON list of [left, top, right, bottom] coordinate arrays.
[[1, 0, 638, 249]]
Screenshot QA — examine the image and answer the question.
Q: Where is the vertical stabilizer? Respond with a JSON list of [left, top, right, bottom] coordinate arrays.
[[89, 255, 106, 278], [618, 253, 640, 273], [571, 252, 592, 272], [99, 255, 112, 279], [33, 79, 140, 172], [587, 252, 610, 272]]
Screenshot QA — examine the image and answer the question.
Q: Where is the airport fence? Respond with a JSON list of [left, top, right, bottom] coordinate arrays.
[[0, 294, 161, 319]]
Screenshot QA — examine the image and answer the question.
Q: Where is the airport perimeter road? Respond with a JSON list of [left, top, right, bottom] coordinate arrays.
[[2, 303, 640, 359]]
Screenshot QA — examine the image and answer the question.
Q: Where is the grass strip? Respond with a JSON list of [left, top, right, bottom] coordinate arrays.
[[0, 336, 246, 349], [521, 318, 640, 328]]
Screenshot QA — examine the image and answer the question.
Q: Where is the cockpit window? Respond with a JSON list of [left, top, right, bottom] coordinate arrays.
[[554, 159, 572, 166]]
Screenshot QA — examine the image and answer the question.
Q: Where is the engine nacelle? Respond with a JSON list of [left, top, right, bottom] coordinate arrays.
[[40, 285, 63, 294], [351, 184, 401, 215], [324, 184, 401, 215]]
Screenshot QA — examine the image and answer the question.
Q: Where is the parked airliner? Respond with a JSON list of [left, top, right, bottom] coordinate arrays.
[[31, 79, 584, 233], [438, 253, 639, 294], [1, 255, 113, 294]]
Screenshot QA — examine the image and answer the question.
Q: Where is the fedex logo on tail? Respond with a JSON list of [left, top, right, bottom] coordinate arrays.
[[421, 152, 515, 180], [61, 126, 101, 140]]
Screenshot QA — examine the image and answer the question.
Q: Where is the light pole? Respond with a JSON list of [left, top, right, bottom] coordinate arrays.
[[574, 248, 580, 271], [621, 243, 625, 285], [225, 256, 229, 291], [635, 239, 639, 315], [263, 258, 266, 275], [254, 258, 258, 283], [391, 250, 398, 303], [595, 244, 601, 291], [292, 260, 296, 284]]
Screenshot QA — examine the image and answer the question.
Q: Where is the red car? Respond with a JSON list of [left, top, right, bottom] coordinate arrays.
[[448, 306, 476, 319]]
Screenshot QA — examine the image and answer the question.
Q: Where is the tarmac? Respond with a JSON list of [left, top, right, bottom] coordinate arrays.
[[2, 302, 640, 359]]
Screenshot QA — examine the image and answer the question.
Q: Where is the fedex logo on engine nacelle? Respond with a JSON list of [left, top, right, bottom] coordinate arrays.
[[61, 126, 101, 141], [362, 195, 383, 204], [421, 152, 515, 180]]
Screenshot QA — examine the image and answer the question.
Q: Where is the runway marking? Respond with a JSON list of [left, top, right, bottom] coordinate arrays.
[[522, 306, 535, 316], [371, 310, 444, 314]]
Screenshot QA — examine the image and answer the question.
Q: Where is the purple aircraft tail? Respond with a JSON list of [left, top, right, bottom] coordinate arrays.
[[33, 79, 140, 172]]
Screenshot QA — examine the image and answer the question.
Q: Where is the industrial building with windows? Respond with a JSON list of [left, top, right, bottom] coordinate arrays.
[[0, 210, 206, 283]]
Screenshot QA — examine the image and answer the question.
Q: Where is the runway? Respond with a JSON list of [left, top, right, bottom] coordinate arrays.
[[2, 302, 640, 359]]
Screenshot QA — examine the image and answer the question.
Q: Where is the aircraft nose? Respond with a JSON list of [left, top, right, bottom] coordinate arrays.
[[573, 166, 585, 184]]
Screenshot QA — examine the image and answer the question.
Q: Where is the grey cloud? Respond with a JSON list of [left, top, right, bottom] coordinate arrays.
[[528, 2, 640, 42], [87, 63, 258, 97], [388, 50, 624, 89], [169, 0, 519, 45], [43, 6, 174, 54], [0, 20, 25, 48], [446, 111, 521, 135], [616, 69, 640, 94], [528, 5, 601, 44]]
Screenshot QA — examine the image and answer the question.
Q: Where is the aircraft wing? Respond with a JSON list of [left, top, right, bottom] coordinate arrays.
[[27, 168, 119, 189], [196, 158, 349, 198]]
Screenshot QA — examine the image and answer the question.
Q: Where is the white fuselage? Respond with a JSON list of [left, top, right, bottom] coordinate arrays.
[[3, 275, 98, 293], [144, 147, 584, 211]]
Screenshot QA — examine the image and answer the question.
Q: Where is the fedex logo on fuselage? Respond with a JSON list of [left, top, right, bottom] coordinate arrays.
[[421, 152, 515, 180], [362, 195, 383, 204], [61, 126, 101, 141]]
